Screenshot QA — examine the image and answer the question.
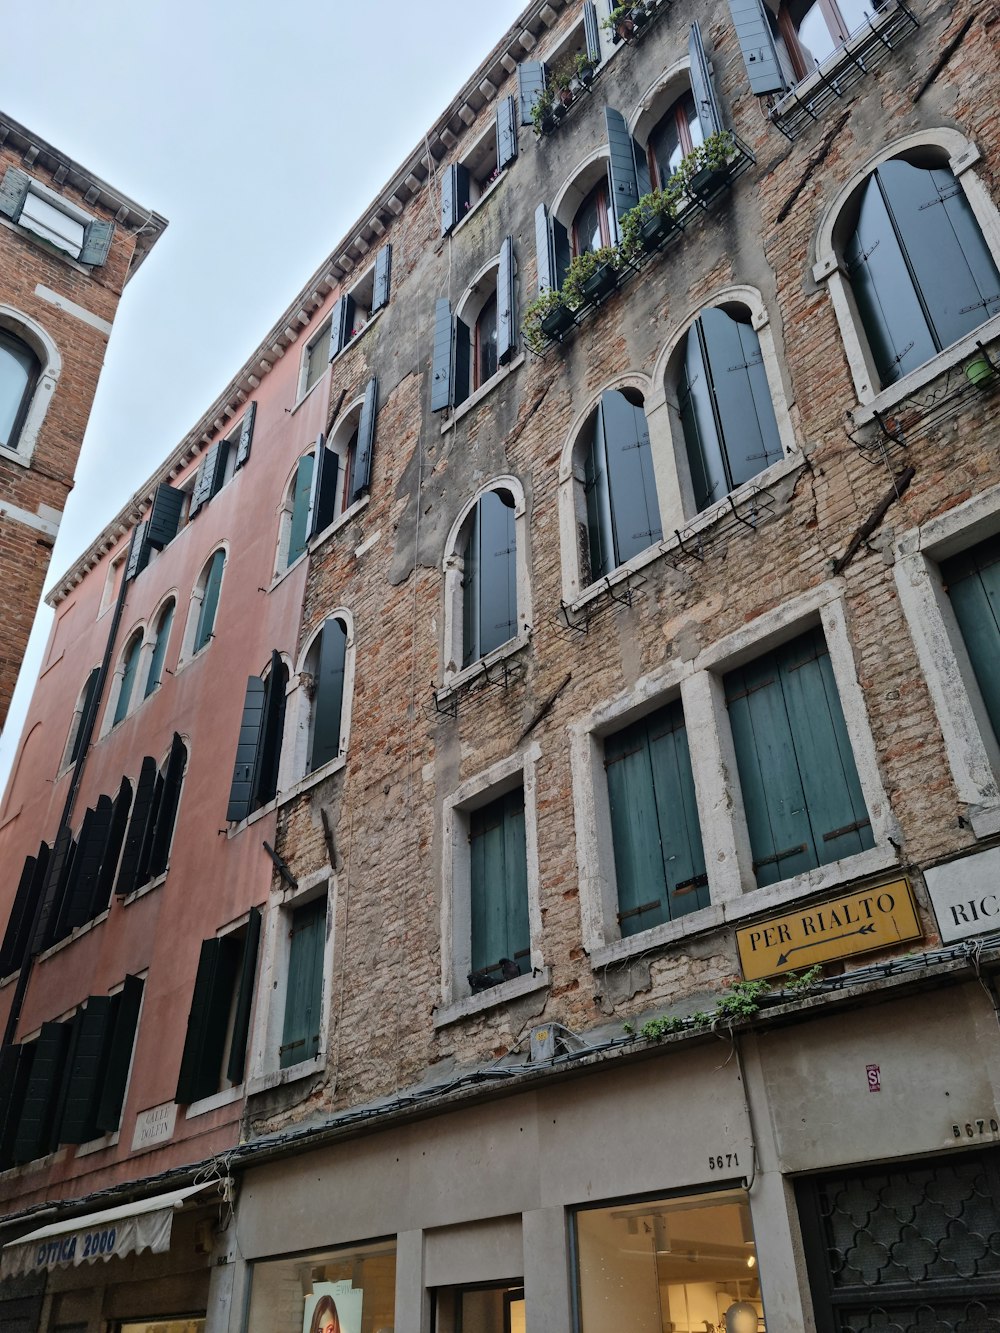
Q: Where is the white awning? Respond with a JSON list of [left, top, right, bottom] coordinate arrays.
[[1, 1181, 215, 1279]]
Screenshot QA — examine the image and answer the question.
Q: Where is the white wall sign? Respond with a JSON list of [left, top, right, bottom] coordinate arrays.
[[925, 847, 1000, 942], [131, 1101, 177, 1152]]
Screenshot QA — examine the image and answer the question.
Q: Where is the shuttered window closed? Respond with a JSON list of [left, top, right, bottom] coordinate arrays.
[[941, 535, 1000, 749], [469, 789, 530, 988], [280, 898, 326, 1069]]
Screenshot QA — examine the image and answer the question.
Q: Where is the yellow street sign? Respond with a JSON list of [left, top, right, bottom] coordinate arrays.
[[736, 878, 921, 981]]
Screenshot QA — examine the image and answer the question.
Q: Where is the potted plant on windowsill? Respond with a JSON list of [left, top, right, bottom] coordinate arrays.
[[603, 4, 636, 42], [619, 182, 683, 261], [552, 60, 575, 109], [530, 85, 557, 136], [522, 289, 576, 353], [563, 245, 621, 308], [687, 131, 738, 203], [574, 52, 597, 87]]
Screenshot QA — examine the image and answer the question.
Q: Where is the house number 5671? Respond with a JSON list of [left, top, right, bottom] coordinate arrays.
[[708, 1153, 740, 1170]]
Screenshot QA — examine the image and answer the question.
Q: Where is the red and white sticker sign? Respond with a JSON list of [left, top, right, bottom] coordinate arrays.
[[866, 1064, 881, 1093]]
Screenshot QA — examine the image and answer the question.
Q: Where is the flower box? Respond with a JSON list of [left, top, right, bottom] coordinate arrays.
[[540, 304, 576, 340], [580, 261, 619, 304]]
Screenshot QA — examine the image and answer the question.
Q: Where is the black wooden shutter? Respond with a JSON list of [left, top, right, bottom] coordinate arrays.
[[442, 163, 471, 236], [79, 219, 115, 266], [94, 975, 143, 1133], [352, 376, 378, 502], [62, 795, 114, 933], [308, 441, 340, 539], [146, 483, 184, 552], [226, 907, 262, 1085], [310, 619, 348, 772], [431, 298, 455, 412], [32, 826, 74, 953], [115, 757, 157, 896], [134, 773, 163, 890], [453, 316, 471, 409], [189, 441, 224, 518], [497, 237, 517, 366], [0, 846, 47, 977], [93, 778, 131, 914], [727, 0, 788, 95], [605, 107, 641, 234], [496, 96, 518, 171], [14, 1022, 70, 1163], [175, 938, 240, 1104], [49, 1011, 83, 1153], [689, 22, 724, 138], [227, 677, 267, 823], [59, 997, 113, 1144], [517, 61, 547, 125], [147, 733, 186, 879], [583, 1, 602, 62], [125, 519, 150, 580], [328, 294, 354, 360], [235, 400, 257, 470], [70, 668, 101, 765], [0, 167, 29, 221], [372, 244, 392, 312], [256, 654, 287, 808], [534, 203, 555, 293], [0, 1044, 32, 1170]]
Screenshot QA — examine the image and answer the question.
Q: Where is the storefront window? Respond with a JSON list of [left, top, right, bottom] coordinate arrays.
[[118, 1323, 205, 1333], [435, 1281, 525, 1333], [573, 1190, 764, 1332], [247, 1239, 396, 1333]]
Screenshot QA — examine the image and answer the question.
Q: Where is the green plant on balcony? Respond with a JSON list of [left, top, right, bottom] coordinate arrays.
[[602, 4, 637, 39], [561, 245, 622, 308], [529, 84, 556, 137], [618, 178, 684, 261], [686, 130, 738, 200], [573, 51, 597, 85], [522, 288, 575, 354]]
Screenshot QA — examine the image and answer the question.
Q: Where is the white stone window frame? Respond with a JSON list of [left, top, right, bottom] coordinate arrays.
[[98, 545, 128, 618], [59, 666, 101, 775], [0, 305, 61, 469], [572, 581, 899, 969], [437, 742, 549, 1027], [551, 146, 615, 243], [309, 393, 371, 547], [439, 255, 528, 435], [273, 450, 315, 581], [247, 865, 334, 1093], [628, 57, 697, 157], [141, 591, 179, 700], [441, 475, 532, 689], [99, 620, 147, 738], [177, 543, 229, 668], [278, 608, 356, 801], [813, 128, 1000, 414], [295, 315, 332, 406], [76, 967, 149, 1155], [893, 482, 1000, 840]]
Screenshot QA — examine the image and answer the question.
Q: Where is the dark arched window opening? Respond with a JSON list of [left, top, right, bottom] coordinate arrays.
[[572, 181, 614, 257], [845, 159, 1000, 387], [144, 600, 175, 698], [475, 291, 499, 389], [307, 618, 348, 775], [113, 632, 143, 726], [583, 390, 662, 582], [647, 90, 704, 187], [679, 307, 783, 514], [463, 490, 517, 668], [194, 549, 225, 652], [0, 330, 40, 451]]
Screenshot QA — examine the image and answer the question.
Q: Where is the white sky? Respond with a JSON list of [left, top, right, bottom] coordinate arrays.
[[0, 0, 528, 793]]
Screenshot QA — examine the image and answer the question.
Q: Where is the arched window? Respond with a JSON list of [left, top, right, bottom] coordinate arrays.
[[305, 617, 349, 775], [64, 668, 99, 769], [226, 651, 289, 822], [0, 330, 39, 451], [113, 631, 144, 726], [474, 290, 498, 389], [582, 389, 662, 582], [647, 89, 703, 187], [144, 599, 175, 698], [191, 549, 226, 655], [678, 306, 783, 513], [461, 490, 518, 669], [572, 180, 614, 256], [278, 452, 315, 573], [844, 157, 1000, 388]]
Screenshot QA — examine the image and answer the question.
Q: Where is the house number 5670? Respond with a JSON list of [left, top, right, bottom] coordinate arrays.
[[708, 1153, 739, 1170]]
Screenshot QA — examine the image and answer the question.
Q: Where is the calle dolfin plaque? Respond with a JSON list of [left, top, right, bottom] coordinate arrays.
[[736, 878, 921, 980]]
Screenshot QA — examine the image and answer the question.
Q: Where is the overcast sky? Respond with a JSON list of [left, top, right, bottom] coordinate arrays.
[[0, 0, 528, 793]]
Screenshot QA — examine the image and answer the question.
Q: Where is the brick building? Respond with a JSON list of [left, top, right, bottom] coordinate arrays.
[[2, 0, 1000, 1330], [0, 111, 166, 733]]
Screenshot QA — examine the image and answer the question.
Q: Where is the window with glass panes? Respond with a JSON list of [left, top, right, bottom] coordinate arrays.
[[468, 788, 530, 989], [724, 626, 874, 888], [144, 600, 174, 698], [307, 618, 347, 774], [584, 389, 661, 582], [113, 633, 143, 725], [462, 490, 517, 668], [647, 90, 704, 186], [941, 535, 1000, 748], [780, 0, 887, 77], [573, 180, 614, 255], [0, 329, 39, 451], [193, 549, 225, 652], [303, 318, 331, 395], [475, 290, 499, 388]]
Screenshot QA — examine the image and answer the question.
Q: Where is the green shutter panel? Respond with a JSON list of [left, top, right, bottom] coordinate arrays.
[[308, 440, 340, 539], [280, 898, 326, 1067], [176, 937, 240, 1104], [328, 294, 354, 360], [79, 219, 114, 266], [727, 0, 788, 95], [287, 452, 315, 565], [13, 1022, 70, 1164], [189, 442, 224, 518], [501, 790, 530, 967], [442, 163, 471, 235], [351, 376, 378, 503], [94, 777, 132, 912], [0, 846, 48, 977], [32, 826, 74, 953], [469, 793, 529, 978], [583, 1, 602, 62], [606, 724, 670, 935], [584, 402, 615, 581], [647, 707, 709, 913], [227, 677, 267, 823], [226, 907, 262, 1085], [146, 483, 184, 551], [194, 550, 225, 652], [372, 243, 392, 312], [431, 298, 455, 413], [234, 400, 256, 469], [115, 757, 157, 896], [943, 537, 1000, 747], [94, 975, 143, 1133], [0, 167, 29, 221], [517, 61, 547, 125], [463, 502, 482, 668], [144, 601, 175, 699], [496, 96, 518, 172], [125, 519, 150, 580], [255, 652, 287, 808], [49, 1010, 83, 1153], [605, 107, 640, 233], [534, 203, 555, 294], [497, 237, 517, 366], [59, 997, 113, 1144], [134, 773, 163, 889], [148, 734, 186, 879], [689, 22, 724, 139], [453, 315, 471, 409], [0, 1044, 32, 1170], [553, 216, 571, 289], [309, 619, 347, 772]]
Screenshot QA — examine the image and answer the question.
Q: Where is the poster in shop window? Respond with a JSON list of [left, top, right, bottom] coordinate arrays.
[[303, 1280, 364, 1333]]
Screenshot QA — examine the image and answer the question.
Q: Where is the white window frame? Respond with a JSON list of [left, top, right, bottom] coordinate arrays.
[[274, 451, 315, 580], [59, 666, 100, 774], [893, 482, 1000, 840], [278, 609, 356, 799], [100, 622, 146, 737], [297, 316, 332, 403], [437, 743, 549, 1026], [309, 396, 371, 544], [16, 177, 92, 259], [178, 543, 228, 667], [813, 128, 1000, 413], [571, 582, 899, 969], [441, 476, 532, 688], [247, 867, 333, 1092], [0, 306, 61, 468]]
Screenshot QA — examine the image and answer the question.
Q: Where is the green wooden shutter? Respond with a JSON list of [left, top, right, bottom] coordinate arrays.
[[453, 314, 471, 409], [517, 61, 547, 125], [534, 203, 555, 294], [583, 1, 602, 62], [431, 298, 455, 413], [113, 634, 142, 725], [125, 519, 151, 580], [146, 482, 185, 551], [605, 107, 640, 235], [584, 404, 614, 582], [227, 907, 262, 1085], [497, 237, 517, 367], [115, 757, 157, 896], [689, 22, 724, 139], [726, 0, 787, 95], [0, 167, 29, 221], [463, 502, 482, 668], [147, 733, 186, 878], [442, 163, 471, 235], [328, 294, 354, 360], [134, 772, 163, 889], [235, 400, 257, 469], [309, 619, 347, 773], [59, 997, 113, 1144], [144, 600, 175, 698], [942, 537, 1000, 747], [0, 1044, 32, 1170], [14, 1022, 70, 1164], [280, 898, 326, 1068], [175, 936, 241, 1103], [79, 219, 114, 266], [287, 452, 315, 567], [372, 244, 392, 313], [308, 441, 341, 539], [351, 376, 378, 502], [227, 677, 267, 823], [94, 975, 143, 1133], [256, 653, 287, 808], [497, 96, 518, 171], [189, 441, 224, 518], [194, 549, 225, 652], [470, 790, 529, 979], [95, 777, 131, 910]]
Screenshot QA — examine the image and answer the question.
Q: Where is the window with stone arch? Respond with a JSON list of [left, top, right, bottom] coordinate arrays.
[[276, 449, 316, 574], [110, 627, 145, 728], [814, 130, 1000, 404], [0, 307, 61, 464], [456, 257, 506, 393], [182, 546, 227, 662], [144, 596, 176, 698], [285, 612, 355, 782], [632, 62, 707, 190], [442, 478, 531, 682]]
